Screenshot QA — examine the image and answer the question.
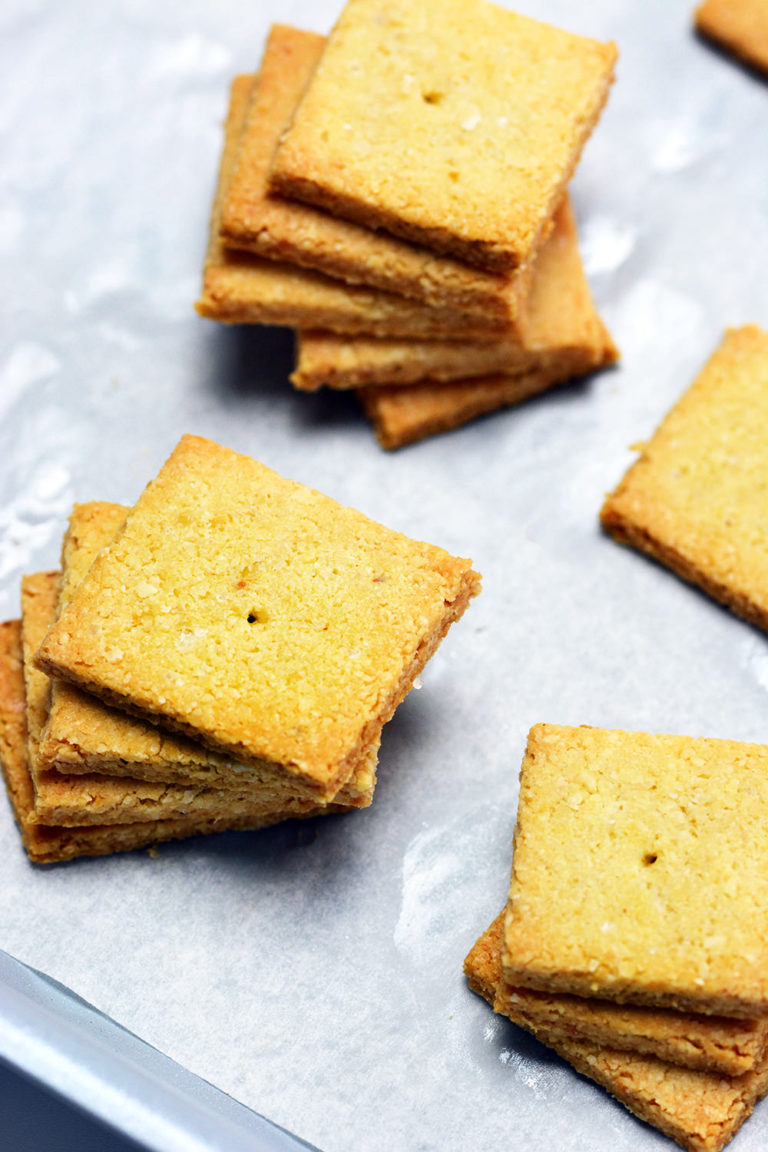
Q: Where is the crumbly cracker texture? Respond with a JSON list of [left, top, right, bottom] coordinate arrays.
[[37, 436, 480, 799], [270, 0, 616, 272], [358, 366, 582, 451], [503, 723, 768, 1017], [474, 913, 768, 1077], [601, 326, 768, 634]]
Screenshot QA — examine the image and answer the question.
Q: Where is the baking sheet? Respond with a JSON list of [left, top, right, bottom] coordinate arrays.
[[2, 1, 768, 1149]]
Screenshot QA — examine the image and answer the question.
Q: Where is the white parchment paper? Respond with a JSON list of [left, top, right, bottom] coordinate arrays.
[[2, 1, 768, 1149]]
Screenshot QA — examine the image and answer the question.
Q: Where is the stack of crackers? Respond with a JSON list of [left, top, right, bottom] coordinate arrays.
[[466, 723, 768, 1151], [196, 0, 619, 448], [0, 435, 480, 863]]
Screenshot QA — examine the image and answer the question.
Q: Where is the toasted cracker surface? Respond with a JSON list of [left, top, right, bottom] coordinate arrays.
[[503, 723, 768, 1017], [358, 365, 581, 450], [40, 503, 373, 808], [0, 620, 331, 863], [24, 571, 374, 825]]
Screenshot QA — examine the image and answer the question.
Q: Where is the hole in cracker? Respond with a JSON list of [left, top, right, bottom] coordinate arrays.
[[642, 852, 658, 866], [421, 90, 444, 105], [247, 608, 269, 624]]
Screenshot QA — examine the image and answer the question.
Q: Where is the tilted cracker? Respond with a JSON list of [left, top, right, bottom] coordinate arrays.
[[0, 620, 334, 864], [23, 571, 376, 825], [601, 326, 768, 635]]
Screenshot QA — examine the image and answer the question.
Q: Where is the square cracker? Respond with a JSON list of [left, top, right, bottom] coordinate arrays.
[[22, 571, 376, 825], [36, 436, 480, 800], [0, 619, 331, 864], [601, 326, 768, 634], [465, 916, 768, 1152], [270, 0, 617, 273], [196, 75, 509, 340], [503, 723, 768, 1017], [40, 502, 373, 808], [291, 197, 618, 391], [221, 25, 531, 325], [695, 0, 768, 74]]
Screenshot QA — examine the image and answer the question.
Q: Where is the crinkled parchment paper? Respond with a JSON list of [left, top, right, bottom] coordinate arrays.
[[1, 1, 767, 1149]]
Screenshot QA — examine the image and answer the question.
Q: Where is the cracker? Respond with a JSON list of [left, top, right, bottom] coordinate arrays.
[[270, 0, 616, 273], [695, 0, 768, 74], [37, 436, 480, 800], [196, 75, 509, 340], [291, 197, 618, 390], [221, 25, 531, 324], [23, 571, 376, 825], [503, 723, 768, 1017], [601, 326, 768, 634], [0, 620, 330, 864], [40, 502, 373, 809], [466, 916, 768, 1152]]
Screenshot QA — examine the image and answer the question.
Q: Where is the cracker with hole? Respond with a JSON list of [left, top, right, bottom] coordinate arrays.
[[503, 723, 768, 1017], [39, 502, 374, 808], [466, 915, 768, 1152], [220, 24, 532, 325], [601, 326, 768, 634], [270, 0, 617, 273], [22, 570, 376, 825], [36, 436, 480, 802]]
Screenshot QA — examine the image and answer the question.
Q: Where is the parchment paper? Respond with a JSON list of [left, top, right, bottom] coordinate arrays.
[[2, 1, 768, 1149]]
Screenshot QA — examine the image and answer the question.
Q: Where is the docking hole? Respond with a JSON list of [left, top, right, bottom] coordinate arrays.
[[642, 853, 658, 866]]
